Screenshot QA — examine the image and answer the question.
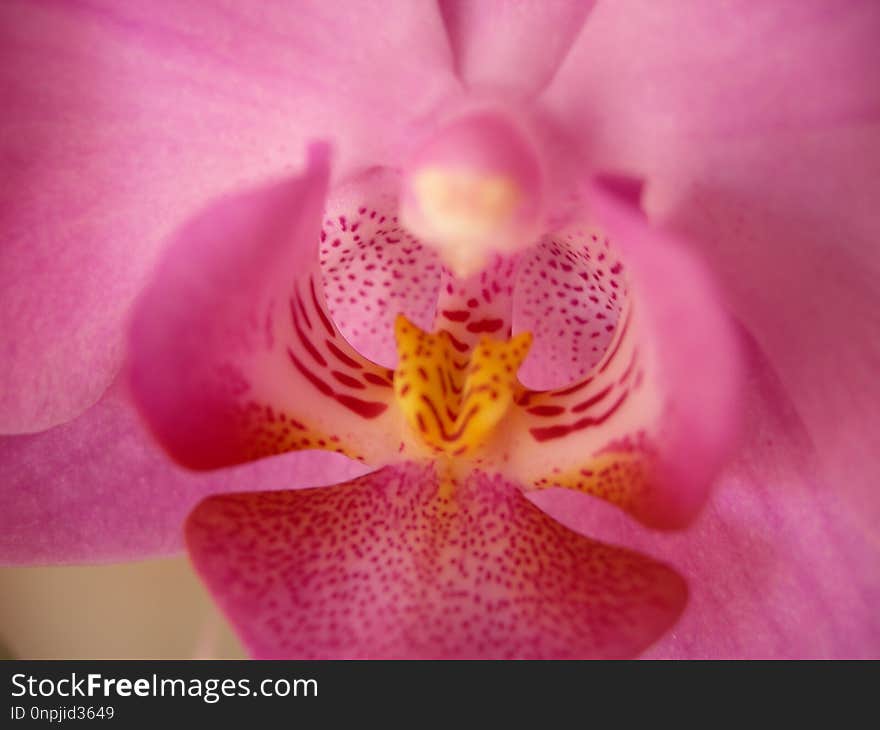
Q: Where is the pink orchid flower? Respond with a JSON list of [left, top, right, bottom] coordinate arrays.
[[1, 1, 878, 659]]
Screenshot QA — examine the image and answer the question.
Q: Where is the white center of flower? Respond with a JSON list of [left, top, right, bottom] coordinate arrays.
[[400, 108, 544, 278], [410, 167, 522, 276]]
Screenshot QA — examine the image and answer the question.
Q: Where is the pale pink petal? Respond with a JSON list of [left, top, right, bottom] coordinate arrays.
[[439, 0, 595, 96], [542, 0, 880, 170], [507, 178, 743, 529], [130, 147, 403, 471], [186, 462, 685, 659], [0, 379, 369, 565], [532, 336, 880, 658], [0, 0, 457, 434]]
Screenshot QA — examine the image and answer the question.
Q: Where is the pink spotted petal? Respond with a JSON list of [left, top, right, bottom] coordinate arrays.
[[129, 147, 402, 471], [319, 168, 443, 366], [532, 336, 880, 658], [508, 178, 743, 529], [513, 223, 628, 388], [439, 0, 595, 96], [0, 0, 457, 434], [186, 462, 686, 659], [0, 379, 369, 564]]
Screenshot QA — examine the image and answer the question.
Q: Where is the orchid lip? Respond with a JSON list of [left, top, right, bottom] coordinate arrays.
[[126, 146, 744, 658]]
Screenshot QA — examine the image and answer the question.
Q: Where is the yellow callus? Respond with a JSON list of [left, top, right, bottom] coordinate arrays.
[[393, 315, 531, 458]]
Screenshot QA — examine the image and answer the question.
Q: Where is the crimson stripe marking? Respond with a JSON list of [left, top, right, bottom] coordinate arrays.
[[335, 394, 388, 419], [363, 372, 392, 388], [570, 385, 613, 414], [529, 391, 629, 442], [618, 348, 639, 384], [441, 309, 470, 322], [598, 309, 632, 374], [526, 405, 566, 417], [516, 373, 596, 408], [466, 318, 504, 334], [294, 290, 312, 330], [309, 277, 335, 337], [331, 370, 366, 389], [291, 303, 327, 368], [288, 349, 388, 419], [326, 340, 363, 369], [288, 349, 333, 396]]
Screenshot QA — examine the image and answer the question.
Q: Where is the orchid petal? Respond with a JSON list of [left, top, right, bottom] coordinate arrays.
[[318, 168, 443, 366], [0, 0, 457, 434], [129, 147, 402, 471], [532, 336, 880, 658], [506, 178, 743, 529], [439, 0, 595, 97], [186, 461, 685, 659], [543, 0, 880, 529], [513, 225, 626, 389], [0, 379, 369, 564], [652, 126, 880, 538], [542, 0, 880, 169]]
